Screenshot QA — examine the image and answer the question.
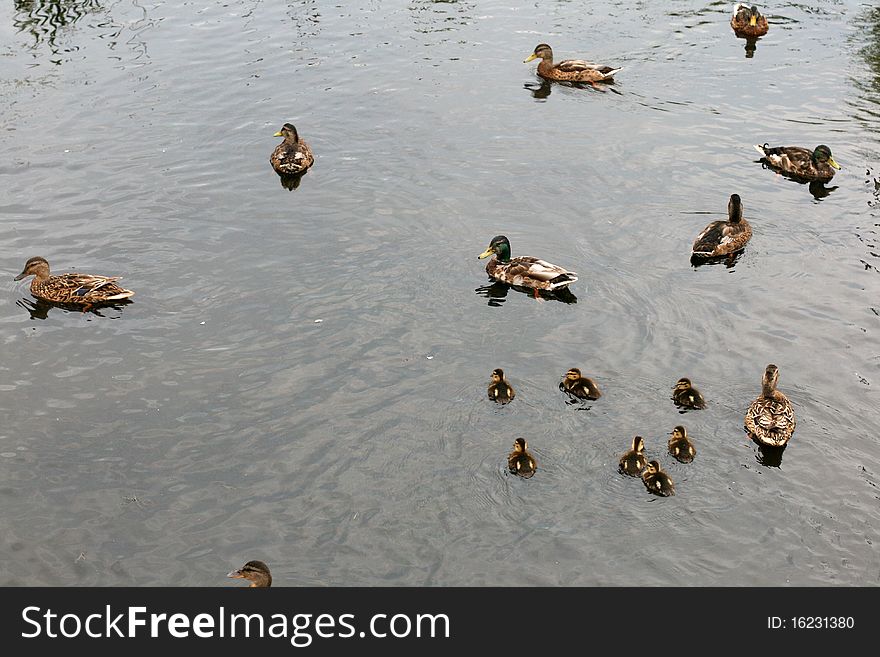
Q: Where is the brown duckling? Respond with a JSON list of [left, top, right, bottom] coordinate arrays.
[[642, 460, 675, 497], [507, 438, 537, 478], [560, 367, 602, 400], [668, 425, 696, 464], [227, 560, 272, 587], [488, 368, 516, 404], [14, 256, 134, 309], [672, 377, 706, 410], [744, 363, 796, 447], [523, 43, 621, 89], [618, 436, 648, 477], [270, 123, 314, 176]]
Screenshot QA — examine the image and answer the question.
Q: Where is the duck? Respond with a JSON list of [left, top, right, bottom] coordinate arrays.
[[560, 367, 602, 400], [227, 560, 272, 587], [488, 368, 516, 404], [13, 256, 134, 309], [753, 144, 840, 183], [672, 377, 706, 410], [523, 43, 621, 89], [270, 123, 314, 176], [745, 363, 796, 447], [618, 436, 648, 477], [691, 193, 753, 260], [642, 460, 675, 497], [507, 438, 537, 479], [730, 4, 769, 37], [478, 235, 578, 298], [668, 425, 696, 463]]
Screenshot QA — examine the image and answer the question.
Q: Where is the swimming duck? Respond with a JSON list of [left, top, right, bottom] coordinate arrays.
[[691, 194, 753, 260], [619, 436, 648, 477], [478, 235, 578, 297], [523, 44, 621, 88], [672, 377, 706, 410], [753, 144, 840, 183], [227, 560, 272, 587], [14, 256, 134, 309], [270, 123, 314, 176], [488, 368, 516, 404], [507, 438, 537, 479], [668, 425, 696, 463], [560, 367, 602, 400], [745, 363, 796, 447], [731, 4, 769, 37], [642, 460, 675, 497]]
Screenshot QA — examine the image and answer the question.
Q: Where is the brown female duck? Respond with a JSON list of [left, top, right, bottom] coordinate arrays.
[[731, 4, 769, 37], [745, 364, 796, 447], [691, 194, 752, 260], [14, 256, 134, 309], [523, 43, 621, 89], [227, 560, 272, 587], [270, 123, 314, 176]]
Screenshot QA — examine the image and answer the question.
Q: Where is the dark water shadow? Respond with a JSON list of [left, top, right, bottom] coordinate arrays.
[[277, 171, 307, 191], [690, 249, 745, 269], [757, 160, 839, 200], [754, 440, 786, 468], [16, 296, 132, 320], [733, 34, 761, 58], [13, 0, 104, 54], [475, 280, 577, 306]]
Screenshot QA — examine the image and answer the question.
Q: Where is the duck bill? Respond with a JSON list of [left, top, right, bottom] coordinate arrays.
[[477, 248, 494, 259], [749, 16, 757, 26], [523, 53, 538, 63], [13, 272, 26, 281], [226, 569, 245, 579], [273, 131, 283, 137], [828, 157, 841, 170]]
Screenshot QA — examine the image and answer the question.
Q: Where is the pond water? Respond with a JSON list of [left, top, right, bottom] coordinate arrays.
[[0, 0, 878, 586]]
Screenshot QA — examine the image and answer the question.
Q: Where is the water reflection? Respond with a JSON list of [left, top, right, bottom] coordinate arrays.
[[754, 441, 786, 468], [739, 35, 759, 59], [474, 281, 577, 306], [690, 249, 745, 270], [278, 172, 307, 191], [15, 296, 131, 320], [524, 79, 552, 100], [524, 78, 620, 99], [13, 0, 103, 53], [756, 161, 839, 200]]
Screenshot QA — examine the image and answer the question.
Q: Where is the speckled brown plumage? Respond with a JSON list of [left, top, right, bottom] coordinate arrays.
[[270, 123, 314, 176], [745, 364, 796, 447], [731, 4, 769, 38], [691, 193, 752, 259], [524, 44, 621, 85], [14, 256, 134, 307]]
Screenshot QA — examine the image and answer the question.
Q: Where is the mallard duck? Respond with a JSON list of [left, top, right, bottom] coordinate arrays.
[[672, 377, 706, 410], [507, 438, 537, 478], [227, 560, 272, 587], [691, 193, 753, 260], [478, 235, 578, 298], [745, 363, 796, 447], [668, 425, 696, 463], [488, 368, 516, 404], [270, 123, 314, 176], [731, 4, 769, 37], [642, 460, 675, 497], [560, 367, 602, 400], [523, 44, 621, 89], [619, 436, 648, 477], [753, 144, 840, 183], [14, 256, 134, 309]]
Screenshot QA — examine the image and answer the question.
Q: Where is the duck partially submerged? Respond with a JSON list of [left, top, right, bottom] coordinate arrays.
[[508, 438, 537, 478], [524, 43, 621, 89], [731, 4, 769, 37], [619, 436, 648, 477], [488, 368, 516, 404], [270, 123, 314, 176], [227, 560, 272, 587], [14, 256, 134, 309], [560, 367, 602, 400], [745, 364, 796, 447], [691, 194, 753, 262], [478, 235, 578, 298], [754, 143, 840, 183]]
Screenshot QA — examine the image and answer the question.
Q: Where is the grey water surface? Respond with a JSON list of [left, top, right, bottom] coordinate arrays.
[[0, 0, 879, 586]]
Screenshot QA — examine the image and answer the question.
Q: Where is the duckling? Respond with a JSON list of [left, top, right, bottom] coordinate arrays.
[[227, 560, 272, 587], [560, 367, 602, 400], [753, 143, 840, 183], [523, 43, 621, 89], [642, 460, 675, 497], [507, 438, 537, 478], [730, 4, 769, 37], [672, 377, 706, 410], [270, 123, 314, 176], [668, 425, 696, 463], [691, 193, 753, 261], [488, 368, 516, 404], [745, 363, 796, 447], [14, 256, 134, 310], [618, 436, 648, 477]]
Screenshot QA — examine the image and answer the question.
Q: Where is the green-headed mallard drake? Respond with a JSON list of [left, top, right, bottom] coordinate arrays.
[[745, 363, 796, 447], [14, 256, 134, 309], [668, 425, 696, 463], [524, 44, 621, 89], [508, 438, 537, 478], [691, 193, 753, 260], [642, 460, 675, 497], [227, 560, 272, 587], [731, 4, 769, 37], [478, 235, 578, 297], [672, 377, 706, 410], [488, 368, 516, 404], [753, 143, 840, 183], [619, 436, 648, 477], [560, 367, 602, 400], [270, 123, 314, 176]]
